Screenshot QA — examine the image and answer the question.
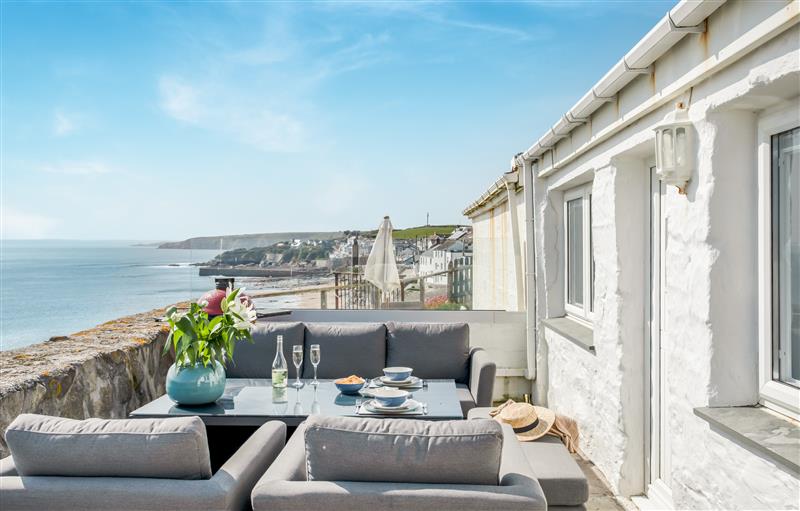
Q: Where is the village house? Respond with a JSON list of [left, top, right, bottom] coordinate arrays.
[[465, 1, 800, 509], [418, 230, 473, 286]]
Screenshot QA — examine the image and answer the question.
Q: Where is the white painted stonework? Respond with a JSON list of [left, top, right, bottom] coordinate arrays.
[[466, 0, 800, 508]]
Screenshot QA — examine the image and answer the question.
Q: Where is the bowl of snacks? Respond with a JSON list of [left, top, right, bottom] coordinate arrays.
[[334, 375, 366, 395]]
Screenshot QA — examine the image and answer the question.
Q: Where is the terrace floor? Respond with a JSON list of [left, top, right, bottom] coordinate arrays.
[[576, 453, 634, 511]]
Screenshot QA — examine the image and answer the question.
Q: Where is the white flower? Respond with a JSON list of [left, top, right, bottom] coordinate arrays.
[[228, 298, 257, 331], [197, 299, 209, 308]]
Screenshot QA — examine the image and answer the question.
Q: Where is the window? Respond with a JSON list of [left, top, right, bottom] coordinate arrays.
[[772, 126, 800, 388], [564, 184, 594, 321], [759, 103, 800, 418]]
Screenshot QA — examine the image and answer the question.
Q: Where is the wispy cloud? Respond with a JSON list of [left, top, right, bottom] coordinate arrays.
[[159, 76, 204, 123], [53, 110, 78, 136], [419, 12, 533, 41], [310, 32, 393, 81], [317, 1, 537, 42], [158, 74, 306, 152], [41, 160, 114, 175], [1, 206, 59, 239]]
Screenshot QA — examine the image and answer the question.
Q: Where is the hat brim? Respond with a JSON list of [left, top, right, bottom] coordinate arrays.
[[496, 406, 556, 442]]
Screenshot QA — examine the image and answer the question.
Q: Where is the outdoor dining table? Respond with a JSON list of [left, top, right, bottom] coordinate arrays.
[[130, 378, 465, 427]]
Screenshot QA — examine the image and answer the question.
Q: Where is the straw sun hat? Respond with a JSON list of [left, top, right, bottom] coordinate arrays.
[[493, 402, 556, 442]]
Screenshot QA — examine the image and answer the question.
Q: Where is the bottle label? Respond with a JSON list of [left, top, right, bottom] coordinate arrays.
[[272, 369, 288, 387]]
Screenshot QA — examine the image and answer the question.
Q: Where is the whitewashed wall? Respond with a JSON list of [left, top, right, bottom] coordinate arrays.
[[530, 1, 800, 509]]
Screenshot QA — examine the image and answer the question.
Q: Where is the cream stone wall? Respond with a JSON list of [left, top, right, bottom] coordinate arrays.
[[470, 188, 527, 312]]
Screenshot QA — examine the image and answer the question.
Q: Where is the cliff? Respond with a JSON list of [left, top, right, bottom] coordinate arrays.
[[158, 231, 345, 250]]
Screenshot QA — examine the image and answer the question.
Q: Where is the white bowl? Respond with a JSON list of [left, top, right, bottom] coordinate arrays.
[[383, 366, 413, 381], [371, 387, 409, 407]]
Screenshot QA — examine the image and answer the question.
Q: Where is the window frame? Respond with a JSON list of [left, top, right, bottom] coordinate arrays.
[[564, 183, 594, 323], [758, 102, 800, 419]]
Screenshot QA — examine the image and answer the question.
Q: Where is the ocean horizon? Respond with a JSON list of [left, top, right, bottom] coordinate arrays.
[[0, 240, 222, 351]]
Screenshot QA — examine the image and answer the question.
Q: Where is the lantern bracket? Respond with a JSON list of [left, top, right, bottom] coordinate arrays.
[[668, 14, 706, 34]]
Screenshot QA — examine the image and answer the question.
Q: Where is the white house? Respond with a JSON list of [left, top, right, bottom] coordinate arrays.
[[418, 231, 473, 286], [465, 1, 800, 509]]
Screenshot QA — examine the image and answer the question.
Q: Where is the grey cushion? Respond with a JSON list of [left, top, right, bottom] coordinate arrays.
[[302, 323, 386, 379], [455, 383, 476, 416], [1, 421, 287, 511], [227, 322, 305, 379], [303, 415, 502, 485], [386, 322, 470, 383], [467, 408, 589, 506], [521, 436, 589, 506], [251, 422, 548, 511], [5, 414, 211, 480]]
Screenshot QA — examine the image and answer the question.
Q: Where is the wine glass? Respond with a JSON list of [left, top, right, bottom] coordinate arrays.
[[310, 344, 321, 386], [311, 386, 321, 415], [291, 345, 304, 388]]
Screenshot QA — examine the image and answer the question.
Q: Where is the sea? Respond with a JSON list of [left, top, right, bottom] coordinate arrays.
[[0, 240, 253, 351]]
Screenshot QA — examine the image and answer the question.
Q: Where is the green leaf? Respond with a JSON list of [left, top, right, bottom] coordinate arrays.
[[176, 315, 195, 336], [208, 315, 223, 332], [163, 331, 173, 355]]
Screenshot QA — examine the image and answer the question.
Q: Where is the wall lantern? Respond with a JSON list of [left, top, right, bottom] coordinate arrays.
[[654, 102, 693, 194]]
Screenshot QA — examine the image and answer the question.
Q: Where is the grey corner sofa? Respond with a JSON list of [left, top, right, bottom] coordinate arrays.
[[0, 414, 286, 511], [228, 321, 497, 415], [468, 407, 589, 510], [250, 415, 548, 511]]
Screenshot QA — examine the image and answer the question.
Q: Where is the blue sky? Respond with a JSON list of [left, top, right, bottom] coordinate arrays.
[[1, 1, 672, 240]]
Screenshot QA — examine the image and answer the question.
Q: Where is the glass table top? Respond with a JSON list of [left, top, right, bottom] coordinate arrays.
[[130, 379, 464, 426]]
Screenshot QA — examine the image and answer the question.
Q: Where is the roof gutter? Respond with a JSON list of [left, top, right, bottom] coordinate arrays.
[[462, 175, 511, 217], [522, 0, 723, 162]]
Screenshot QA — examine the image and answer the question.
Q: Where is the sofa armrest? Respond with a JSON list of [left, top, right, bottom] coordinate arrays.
[[498, 424, 547, 508], [258, 423, 307, 484], [212, 420, 286, 511], [469, 347, 496, 407], [0, 457, 17, 477]]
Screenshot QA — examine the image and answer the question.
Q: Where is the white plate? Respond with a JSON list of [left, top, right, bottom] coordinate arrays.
[[365, 398, 421, 412], [379, 376, 421, 386]]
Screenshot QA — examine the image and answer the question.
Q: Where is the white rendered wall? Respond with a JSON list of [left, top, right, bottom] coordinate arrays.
[[540, 159, 647, 496], [529, 1, 800, 508]]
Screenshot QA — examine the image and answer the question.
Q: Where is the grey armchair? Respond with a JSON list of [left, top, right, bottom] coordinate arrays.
[[251, 418, 546, 511], [0, 420, 286, 511]]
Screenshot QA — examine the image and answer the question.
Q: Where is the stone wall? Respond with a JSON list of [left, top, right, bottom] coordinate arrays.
[[0, 308, 174, 457]]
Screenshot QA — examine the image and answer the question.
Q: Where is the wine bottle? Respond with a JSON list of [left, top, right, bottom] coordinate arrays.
[[271, 335, 288, 388]]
